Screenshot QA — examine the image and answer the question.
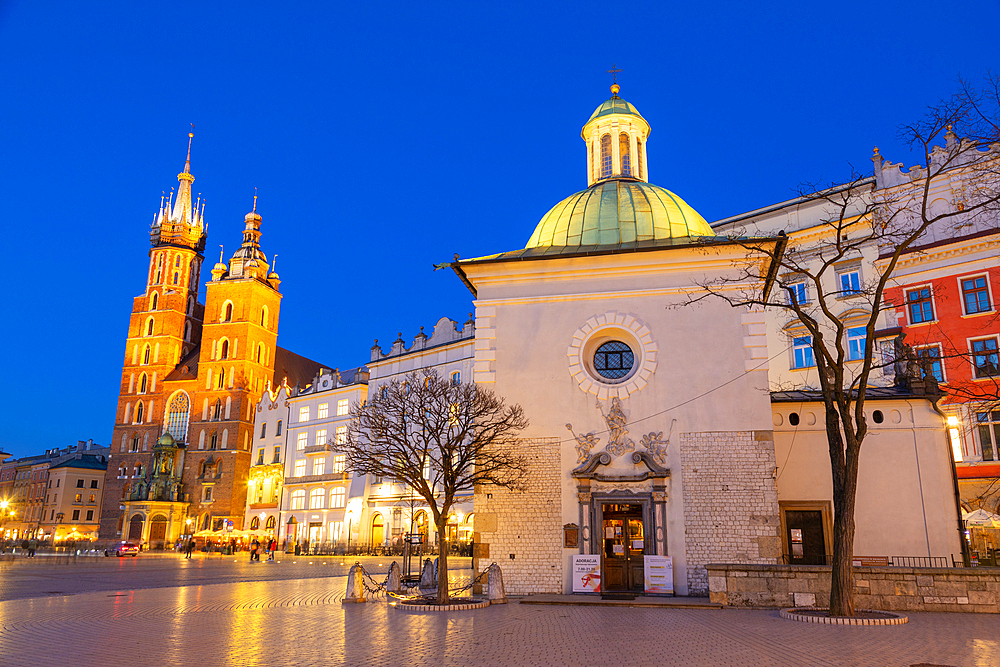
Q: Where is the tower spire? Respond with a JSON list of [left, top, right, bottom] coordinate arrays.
[[172, 130, 197, 224]]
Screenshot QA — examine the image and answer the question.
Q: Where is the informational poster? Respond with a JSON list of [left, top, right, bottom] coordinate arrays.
[[643, 555, 673, 595], [572, 554, 601, 593]]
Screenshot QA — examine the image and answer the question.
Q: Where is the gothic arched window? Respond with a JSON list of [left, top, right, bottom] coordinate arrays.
[[139, 373, 147, 394], [265, 515, 276, 530], [146, 318, 154, 337], [600, 134, 612, 179], [220, 339, 229, 360], [261, 305, 268, 328], [135, 401, 144, 424], [143, 345, 151, 365], [210, 431, 218, 450], [217, 368, 226, 389], [167, 392, 190, 443], [619, 133, 631, 177], [250, 516, 260, 530], [173, 272, 179, 285], [149, 292, 158, 311], [224, 302, 233, 322], [184, 322, 192, 342], [212, 399, 222, 420]]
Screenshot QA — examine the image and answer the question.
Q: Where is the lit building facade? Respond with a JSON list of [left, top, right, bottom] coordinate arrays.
[[277, 368, 368, 552], [99, 135, 322, 547], [362, 316, 477, 553]]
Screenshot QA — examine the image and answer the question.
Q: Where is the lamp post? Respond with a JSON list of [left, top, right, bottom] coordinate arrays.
[[346, 509, 353, 555]]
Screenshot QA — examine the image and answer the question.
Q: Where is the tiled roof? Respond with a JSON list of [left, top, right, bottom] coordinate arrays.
[[49, 455, 108, 471], [274, 347, 326, 389]]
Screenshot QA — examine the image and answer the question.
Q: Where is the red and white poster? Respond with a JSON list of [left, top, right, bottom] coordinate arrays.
[[572, 554, 601, 593]]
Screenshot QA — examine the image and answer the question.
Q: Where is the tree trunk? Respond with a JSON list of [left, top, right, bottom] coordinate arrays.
[[826, 405, 860, 617], [828, 484, 857, 616], [436, 517, 449, 604]]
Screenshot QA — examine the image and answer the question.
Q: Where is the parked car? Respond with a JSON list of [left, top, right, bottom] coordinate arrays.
[[105, 541, 140, 557]]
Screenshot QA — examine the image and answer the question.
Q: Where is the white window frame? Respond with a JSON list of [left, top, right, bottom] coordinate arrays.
[[330, 487, 346, 509], [299, 406, 310, 422], [336, 399, 349, 416], [332, 454, 346, 474], [335, 426, 347, 445], [905, 284, 936, 325], [317, 403, 329, 419], [847, 326, 867, 361], [312, 457, 326, 476], [309, 488, 325, 509], [290, 489, 305, 510], [837, 269, 862, 296], [970, 336, 1000, 379], [294, 459, 306, 477], [315, 429, 327, 446], [914, 344, 945, 383], [792, 335, 815, 369], [786, 282, 808, 306], [958, 273, 994, 316]]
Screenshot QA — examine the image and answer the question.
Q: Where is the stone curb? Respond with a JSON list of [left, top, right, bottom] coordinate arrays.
[[779, 608, 908, 626], [394, 599, 491, 612]]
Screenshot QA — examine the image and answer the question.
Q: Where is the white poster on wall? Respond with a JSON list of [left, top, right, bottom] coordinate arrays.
[[644, 555, 673, 595], [572, 554, 601, 593]]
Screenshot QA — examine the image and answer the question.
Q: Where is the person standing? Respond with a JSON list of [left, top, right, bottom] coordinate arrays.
[[27, 538, 37, 557], [250, 537, 260, 562], [185, 538, 195, 559]]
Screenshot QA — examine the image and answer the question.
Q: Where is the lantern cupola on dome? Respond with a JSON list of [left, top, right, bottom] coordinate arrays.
[[525, 85, 714, 249]]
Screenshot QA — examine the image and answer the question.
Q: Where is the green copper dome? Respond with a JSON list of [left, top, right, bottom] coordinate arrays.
[[525, 179, 713, 248], [586, 95, 647, 126]]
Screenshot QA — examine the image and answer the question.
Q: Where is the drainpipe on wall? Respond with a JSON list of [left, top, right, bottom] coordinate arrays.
[[929, 398, 971, 566]]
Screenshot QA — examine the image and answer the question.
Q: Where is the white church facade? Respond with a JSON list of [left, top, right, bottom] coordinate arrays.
[[435, 85, 964, 596]]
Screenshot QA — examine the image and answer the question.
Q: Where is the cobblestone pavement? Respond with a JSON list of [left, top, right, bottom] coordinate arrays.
[[0, 558, 997, 666], [0, 552, 452, 602]]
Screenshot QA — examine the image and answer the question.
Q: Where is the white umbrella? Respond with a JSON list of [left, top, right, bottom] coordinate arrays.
[[963, 508, 1000, 528]]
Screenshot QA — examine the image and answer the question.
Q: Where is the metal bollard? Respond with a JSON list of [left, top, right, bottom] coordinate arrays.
[[387, 561, 402, 593], [486, 563, 507, 604], [342, 562, 366, 603]]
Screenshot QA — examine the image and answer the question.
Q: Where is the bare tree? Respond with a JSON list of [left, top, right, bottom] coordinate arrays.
[[696, 76, 1000, 616], [344, 369, 529, 604]]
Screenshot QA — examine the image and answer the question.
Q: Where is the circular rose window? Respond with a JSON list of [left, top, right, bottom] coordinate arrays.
[[593, 340, 635, 380]]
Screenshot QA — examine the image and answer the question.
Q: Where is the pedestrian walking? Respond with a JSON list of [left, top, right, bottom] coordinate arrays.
[[250, 537, 259, 562], [268, 538, 277, 561], [27, 538, 37, 557], [185, 538, 195, 559]]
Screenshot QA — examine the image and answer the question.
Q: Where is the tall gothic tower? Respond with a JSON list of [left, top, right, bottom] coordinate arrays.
[[177, 202, 283, 529], [100, 134, 207, 539]]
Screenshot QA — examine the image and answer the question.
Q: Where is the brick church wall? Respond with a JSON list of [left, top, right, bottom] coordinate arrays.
[[679, 430, 781, 595], [474, 437, 562, 595]]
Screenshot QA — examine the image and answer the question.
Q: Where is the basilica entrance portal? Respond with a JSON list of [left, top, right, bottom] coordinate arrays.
[[601, 503, 645, 593]]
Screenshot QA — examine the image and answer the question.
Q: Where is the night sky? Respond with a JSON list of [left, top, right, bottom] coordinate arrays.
[[1, 1, 995, 458]]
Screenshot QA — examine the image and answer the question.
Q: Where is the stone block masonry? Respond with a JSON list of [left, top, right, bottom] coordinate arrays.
[[707, 563, 1000, 613], [474, 438, 562, 595], [680, 431, 781, 595]]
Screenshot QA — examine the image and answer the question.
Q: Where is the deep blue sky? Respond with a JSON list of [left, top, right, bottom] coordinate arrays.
[[0, 1, 996, 458]]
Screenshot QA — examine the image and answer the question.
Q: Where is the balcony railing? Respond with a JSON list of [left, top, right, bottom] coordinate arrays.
[[284, 472, 349, 485], [303, 443, 334, 454]]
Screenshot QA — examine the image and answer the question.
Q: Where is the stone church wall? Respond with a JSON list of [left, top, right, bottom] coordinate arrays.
[[680, 431, 781, 595], [473, 437, 562, 595]]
